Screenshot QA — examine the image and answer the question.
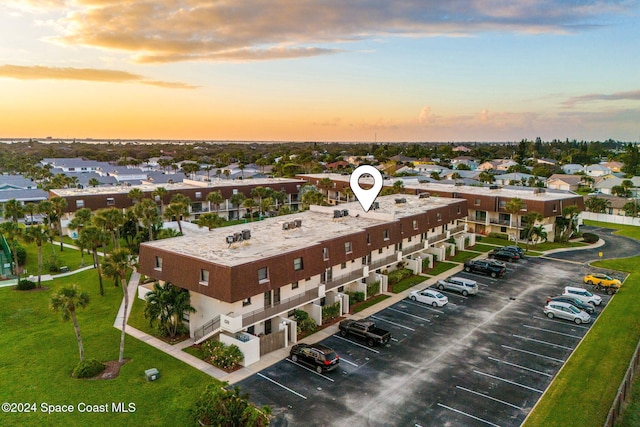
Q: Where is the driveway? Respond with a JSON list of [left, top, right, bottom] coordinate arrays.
[[544, 225, 640, 263]]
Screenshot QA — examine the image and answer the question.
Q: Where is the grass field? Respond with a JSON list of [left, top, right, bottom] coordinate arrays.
[[423, 261, 459, 277], [523, 256, 640, 426], [391, 275, 427, 293], [584, 220, 640, 241], [467, 243, 496, 253], [0, 265, 220, 427]]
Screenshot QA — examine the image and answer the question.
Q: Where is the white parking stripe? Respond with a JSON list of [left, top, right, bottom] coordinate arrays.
[[456, 385, 523, 410], [512, 334, 574, 350], [437, 403, 501, 427], [488, 357, 552, 377], [285, 359, 335, 381], [387, 307, 432, 321], [403, 299, 446, 314], [339, 357, 358, 367], [257, 373, 307, 399], [473, 370, 544, 393], [522, 324, 583, 339], [430, 289, 468, 299], [501, 345, 565, 363], [332, 334, 381, 353], [371, 315, 416, 331], [532, 316, 590, 330]]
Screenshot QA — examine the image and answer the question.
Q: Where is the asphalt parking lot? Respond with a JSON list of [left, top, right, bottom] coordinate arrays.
[[236, 253, 625, 427]]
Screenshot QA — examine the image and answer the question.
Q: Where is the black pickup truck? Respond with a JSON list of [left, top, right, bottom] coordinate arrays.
[[463, 259, 506, 278], [338, 319, 391, 347]]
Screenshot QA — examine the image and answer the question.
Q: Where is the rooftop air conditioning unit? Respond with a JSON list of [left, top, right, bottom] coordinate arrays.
[[342, 210, 349, 217], [288, 221, 297, 229], [395, 198, 407, 204], [419, 193, 430, 199], [282, 222, 290, 230], [226, 235, 234, 244], [242, 229, 251, 240], [333, 210, 342, 218], [233, 232, 243, 242], [489, 185, 499, 190], [294, 219, 302, 228]]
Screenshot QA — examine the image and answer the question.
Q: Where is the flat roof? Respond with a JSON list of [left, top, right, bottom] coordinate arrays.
[[142, 194, 462, 267], [299, 173, 580, 201], [49, 177, 305, 197]]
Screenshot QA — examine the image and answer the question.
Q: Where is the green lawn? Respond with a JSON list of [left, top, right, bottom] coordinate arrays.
[[22, 242, 88, 276], [448, 250, 479, 263], [584, 220, 640, 241], [423, 261, 459, 277], [127, 293, 157, 336], [467, 243, 497, 253], [0, 268, 220, 427], [391, 275, 427, 293], [351, 294, 391, 313], [523, 256, 640, 427]]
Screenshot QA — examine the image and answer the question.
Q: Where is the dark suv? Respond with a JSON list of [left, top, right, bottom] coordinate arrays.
[[502, 246, 525, 259], [464, 259, 506, 278], [290, 343, 340, 373]]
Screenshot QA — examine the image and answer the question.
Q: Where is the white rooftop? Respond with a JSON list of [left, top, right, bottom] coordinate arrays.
[[142, 194, 462, 267]]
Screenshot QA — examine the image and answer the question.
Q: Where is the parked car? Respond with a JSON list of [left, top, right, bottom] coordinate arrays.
[[410, 289, 448, 307], [463, 259, 506, 278], [289, 343, 340, 373], [436, 277, 478, 296], [546, 295, 595, 314], [563, 286, 602, 306], [488, 249, 519, 262], [544, 301, 591, 324], [584, 273, 621, 294], [339, 319, 391, 347], [502, 245, 525, 259]]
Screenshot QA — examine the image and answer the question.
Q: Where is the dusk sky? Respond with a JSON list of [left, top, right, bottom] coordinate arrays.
[[1, 1, 639, 142]]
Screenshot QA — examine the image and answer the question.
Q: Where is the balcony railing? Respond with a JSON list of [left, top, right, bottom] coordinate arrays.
[[449, 225, 465, 235], [468, 216, 488, 224], [489, 218, 510, 226], [194, 315, 221, 342], [322, 268, 365, 290], [427, 233, 448, 244], [242, 288, 319, 327], [368, 253, 400, 270], [402, 241, 425, 254]]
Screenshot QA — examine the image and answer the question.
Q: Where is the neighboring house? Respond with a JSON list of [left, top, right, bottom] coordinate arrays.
[[594, 176, 640, 196], [97, 166, 148, 182], [137, 195, 468, 366], [477, 159, 517, 172], [451, 156, 479, 170], [452, 146, 472, 153], [325, 160, 349, 170], [601, 161, 623, 173], [493, 173, 535, 186], [344, 155, 375, 166], [561, 164, 584, 174], [585, 164, 612, 177], [397, 164, 452, 177], [0, 174, 37, 190], [390, 155, 418, 164], [537, 158, 558, 166], [0, 188, 49, 205], [41, 157, 106, 173], [442, 170, 482, 181], [547, 174, 583, 192], [583, 194, 628, 216]]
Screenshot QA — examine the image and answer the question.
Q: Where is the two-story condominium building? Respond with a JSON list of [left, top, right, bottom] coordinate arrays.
[[137, 195, 468, 365]]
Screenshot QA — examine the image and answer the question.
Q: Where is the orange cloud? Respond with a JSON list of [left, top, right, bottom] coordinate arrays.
[[0, 64, 198, 88]]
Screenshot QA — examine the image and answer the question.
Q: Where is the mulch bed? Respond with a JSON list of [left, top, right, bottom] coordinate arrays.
[[297, 316, 345, 341], [14, 286, 50, 292], [85, 358, 131, 380]]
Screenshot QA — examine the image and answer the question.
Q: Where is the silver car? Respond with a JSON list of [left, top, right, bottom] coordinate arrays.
[[436, 277, 478, 296], [543, 301, 591, 324]]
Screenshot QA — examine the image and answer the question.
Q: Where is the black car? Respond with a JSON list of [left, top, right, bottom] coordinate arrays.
[[488, 249, 519, 262], [502, 246, 525, 259], [290, 343, 340, 373], [546, 295, 595, 314], [463, 260, 506, 278]]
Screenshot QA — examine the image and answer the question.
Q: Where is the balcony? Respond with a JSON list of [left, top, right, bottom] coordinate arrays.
[[489, 218, 510, 226], [368, 253, 400, 270], [427, 233, 448, 244], [322, 268, 366, 290], [449, 225, 465, 235], [402, 241, 425, 254], [467, 216, 488, 224], [242, 288, 319, 327]]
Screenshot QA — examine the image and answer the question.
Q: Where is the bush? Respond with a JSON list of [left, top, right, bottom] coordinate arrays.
[[322, 302, 341, 323], [488, 232, 509, 240], [346, 291, 365, 304], [202, 340, 244, 371], [72, 359, 105, 378], [293, 309, 317, 334], [45, 256, 63, 273], [387, 268, 412, 286], [190, 384, 271, 427], [583, 232, 599, 243], [366, 281, 380, 298], [15, 245, 27, 266], [15, 279, 36, 290]]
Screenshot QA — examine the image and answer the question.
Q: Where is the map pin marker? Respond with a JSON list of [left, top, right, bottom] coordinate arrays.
[[350, 165, 383, 212]]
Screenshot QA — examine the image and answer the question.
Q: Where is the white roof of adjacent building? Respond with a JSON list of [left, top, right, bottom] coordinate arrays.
[[142, 194, 462, 267]]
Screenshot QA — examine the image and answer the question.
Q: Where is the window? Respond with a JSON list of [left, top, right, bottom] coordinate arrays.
[[294, 257, 304, 271], [366, 233, 371, 245], [106, 197, 115, 206], [76, 200, 85, 208], [408, 236, 412, 242], [345, 241, 352, 253], [154, 256, 162, 270], [383, 229, 389, 240], [242, 297, 251, 307], [437, 213, 442, 221], [322, 247, 329, 260], [195, 191, 202, 199], [292, 281, 299, 289], [475, 198, 481, 206], [200, 269, 209, 285], [341, 262, 347, 269], [413, 220, 418, 230], [378, 248, 383, 254], [499, 200, 506, 209], [553, 203, 557, 212], [258, 267, 269, 282], [457, 205, 461, 214]]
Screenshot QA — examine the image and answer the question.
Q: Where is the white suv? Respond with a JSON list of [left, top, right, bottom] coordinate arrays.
[[563, 286, 602, 306], [436, 277, 478, 296]]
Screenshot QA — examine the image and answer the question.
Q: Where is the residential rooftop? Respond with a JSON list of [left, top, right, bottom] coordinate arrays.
[[141, 194, 463, 267]]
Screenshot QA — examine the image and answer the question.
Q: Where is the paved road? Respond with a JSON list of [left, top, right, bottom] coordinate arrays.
[[544, 225, 640, 263]]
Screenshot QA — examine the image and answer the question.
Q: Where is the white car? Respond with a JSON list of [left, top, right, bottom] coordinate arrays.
[[409, 289, 448, 307], [563, 286, 602, 306], [544, 301, 591, 324]]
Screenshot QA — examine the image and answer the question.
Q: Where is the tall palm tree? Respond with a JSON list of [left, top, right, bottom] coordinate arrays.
[[127, 188, 145, 204], [3, 198, 24, 223], [196, 213, 224, 231], [242, 198, 257, 221], [22, 225, 50, 287], [50, 196, 68, 251], [0, 221, 22, 275], [318, 177, 334, 204], [531, 225, 548, 247], [50, 285, 90, 362], [504, 198, 524, 245], [163, 202, 189, 234], [135, 198, 161, 241], [23, 202, 37, 225], [94, 208, 125, 249], [206, 191, 224, 216], [88, 177, 100, 187], [561, 205, 581, 242], [229, 193, 246, 220], [521, 211, 543, 251], [151, 186, 168, 216], [102, 248, 137, 364], [144, 282, 196, 338], [79, 225, 108, 296]]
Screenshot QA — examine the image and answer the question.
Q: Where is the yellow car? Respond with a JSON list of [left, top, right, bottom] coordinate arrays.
[[584, 273, 621, 294]]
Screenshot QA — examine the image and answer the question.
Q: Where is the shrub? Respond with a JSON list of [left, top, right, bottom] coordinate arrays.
[[488, 232, 509, 240], [72, 359, 105, 378], [322, 302, 341, 323], [346, 291, 365, 304], [366, 281, 380, 298], [387, 268, 412, 286], [190, 384, 271, 427], [15, 245, 27, 266], [293, 309, 317, 334], [202, 340, 244, 371], [582, 232, 599, 244], [15, 279, 36, 290], [45, 256, 63, 273]]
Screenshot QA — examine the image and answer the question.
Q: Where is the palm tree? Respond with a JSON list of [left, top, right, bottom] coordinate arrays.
[[341, 187, 354, 203], [22, 225, 50, 287], [127, 188, 145, 204], [144, 282, 196, 338], [206, 191, 224, 216], [79, 225, 108, 296], [94, 208, 125, 249], [135, 198, 161, 241], [23, 202, 37, 225], [242, 198, 257, 221], [163, 202, 189, 234], [238, 162, 246, 179], [50, 285, 90, 362], [521, 211, 543, 251], [504, 198, 524, 245], [151, 187, 168, 216], [560, 205, 581, 242], [301, 188, 324, 209], [50, 196, 68, 251], [3, 198, 24, 223], [196, 213, 224, 231], [68, 208, 93, 266], [260, 197, 273, 216], [531, 225, 548, 247], [88, 177, 100, 187], [229, 193, 246, 220], [478, 171, 495, 183], [318, 177, 334, 204], [0, 221, 23, 275], [156, 228, 181, 240], [102, 248, 137, 364]]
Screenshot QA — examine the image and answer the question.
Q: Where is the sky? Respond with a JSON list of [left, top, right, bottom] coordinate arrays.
[[1, 1, 639, 143]]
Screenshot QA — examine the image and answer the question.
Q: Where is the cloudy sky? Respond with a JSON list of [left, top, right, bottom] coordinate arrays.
[[1, 0, 639, 142]]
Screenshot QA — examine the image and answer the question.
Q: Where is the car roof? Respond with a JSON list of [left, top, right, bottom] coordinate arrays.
[[564, 286, 587, 292], [549, 301, 573, 308]]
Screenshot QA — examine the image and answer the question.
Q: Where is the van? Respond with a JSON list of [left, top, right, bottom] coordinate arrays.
[[436, 276, 478, 296], [563, 286, 602, 306]]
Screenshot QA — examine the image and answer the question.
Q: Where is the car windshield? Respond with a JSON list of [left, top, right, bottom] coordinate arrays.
[[584, 290, 594, 297], [434, 293, 445, 298], [567, 305, 581, 314], [324, 351, 337, 360]]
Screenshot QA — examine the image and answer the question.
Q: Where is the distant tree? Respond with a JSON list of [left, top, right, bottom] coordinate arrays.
[[93, 208, 125, 249], [521, 212, 543, 251], [451, 172, 462, 180], [455, 163, 471, 171], [135, 198, 161, 241], [88, 177, 100, 187], [50, 285, 90, 362], [301, 187, 324, 208], [623, 201, 640, 217], [23, 225, 51, 287], [181, 162, 200, 179], [504, 198, 524, 245], [611, 185, 631, 198], [478, 171, 494, 183], [197, 213, 224, 231], [151, 187, 168, 216], [317, 177, 334, 204], [79, 225, 108, 296], [531, 225, 548, 246], [622, 143, 640, 176], [584, 197, 611, 214], [3, 199, 24, 223], [163, 202, 189, 234], [430, 171, 441, 181], [242, 198, 257, 221], [127, 188, 144, 204]]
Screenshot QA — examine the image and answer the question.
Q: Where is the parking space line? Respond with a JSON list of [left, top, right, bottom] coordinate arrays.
[[403, 299, 445, 314], [488, 357, 552, 377], [532, 316, 590, 330], [339, 357, 358, 367], [430, 289, 468, 299], [332, 334, 381, 353], [437, 403, 501, 427], [473, 370, 544, 393], [371, 315, 416, 331], [257, 373, 307, 399], [386, 307, 432, 321], [512, 334, 574, 350], [501, 345, 565, 363], [285, 359, 335, 381], [522, 324, 583, 339], [456, 385, 523, 410]]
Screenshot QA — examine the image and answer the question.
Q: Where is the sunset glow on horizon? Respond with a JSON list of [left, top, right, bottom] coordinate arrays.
[[1, 1, 639, 142]]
